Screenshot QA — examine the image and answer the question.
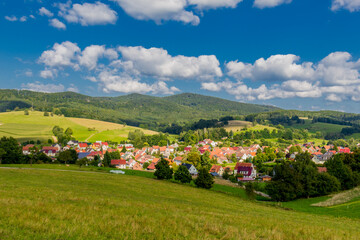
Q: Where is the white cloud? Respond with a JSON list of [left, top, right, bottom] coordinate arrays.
[[79, 45, 118, 70], [38, 41, 80, 68], [331, 0, 360, 12], [59, 1, 118, 26], [203, 51, 360, 102], [21, 81, 65, 93], [253, 0, 292, 9], [49, 18, 66, 30], [97, 70, 179, 95], [39, 7, 54, 17], [111, 0, 199, 25], [67, 84, 79, 93], [118, 46, 222, 80], [188, 0, 243, 9], [5, 16, 18, 22], [19, 16, 27, 22], [40, 69, 58, 79], [226, 54, 315, 82]]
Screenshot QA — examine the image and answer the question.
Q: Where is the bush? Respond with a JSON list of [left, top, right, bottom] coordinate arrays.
[[195, 168, 214, 189], [245, 182, 256, 200], [174, 165, 192, 184]]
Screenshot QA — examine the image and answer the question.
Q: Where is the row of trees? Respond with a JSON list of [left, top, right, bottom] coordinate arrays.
[[154, 158, 214, 189], [52, 126, 73, 145], [266, 151, 360, 201]]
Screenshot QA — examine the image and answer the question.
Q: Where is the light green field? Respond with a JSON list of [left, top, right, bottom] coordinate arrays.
[[0, 111, 157, 142], [1, 168, 360, 239]]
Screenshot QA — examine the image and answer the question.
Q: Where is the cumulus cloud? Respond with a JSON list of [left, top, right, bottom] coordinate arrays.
[[79, 45, 118, 70], [39, 7, 54, 17], [21, 81, 65, 93], [202, 52, 360, 102], [118, 46, 222, 80], [331, 0, 360, 12], [58, 1, 118, 26], [49, 18, 66, 30], [226, 54, 315, 82], [97, 70, 180, 94], [188, 0, 243, 9], [111, 0, 199, 25], [253, 0, 292, 9], [38, 41, 80, 69], [37, 42, 195, 95], [111, 0, 243, 25]]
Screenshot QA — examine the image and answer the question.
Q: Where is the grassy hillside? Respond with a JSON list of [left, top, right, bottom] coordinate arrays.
[[0, 90, 279, 128], [287, 120, 345, 134], [0, 111, 157, 142], [1, 168, 360, 239]]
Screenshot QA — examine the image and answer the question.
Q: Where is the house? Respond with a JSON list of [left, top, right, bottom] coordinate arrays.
[[173, 156, 183, 166], [78, 152, 90, 159], [182, 163, 198, 176], [111, 159, 127, 169], [234, 162, 257, 179], [209, 165, 224, 177], [260, 175, 272, 182], [78, 143, 88, 150], [339, 147, 351, 154], [317, 167, 327, 173], [42, 146, 58, 157], [223, 166, 233, 175], [312, 155, 325, 165], [22, 144, 35, 155], [147, 162, 156, 171], [132, 162, 143, 171]]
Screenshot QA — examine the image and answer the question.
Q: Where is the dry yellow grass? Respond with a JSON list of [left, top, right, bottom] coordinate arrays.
[[312, 187, 360, 207]]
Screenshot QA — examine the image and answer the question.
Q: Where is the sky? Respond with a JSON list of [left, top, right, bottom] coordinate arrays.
[[1, 0, 360, 113]]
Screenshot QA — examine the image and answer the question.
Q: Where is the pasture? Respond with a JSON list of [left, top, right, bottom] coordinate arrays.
[[0, 111, 157, 142], [1, 168, 360, 239]]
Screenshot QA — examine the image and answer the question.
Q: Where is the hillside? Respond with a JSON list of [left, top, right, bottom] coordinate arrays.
[[0, 90, 279, 129], [0, 111, 157, 143], [1, 168, 360, 239]]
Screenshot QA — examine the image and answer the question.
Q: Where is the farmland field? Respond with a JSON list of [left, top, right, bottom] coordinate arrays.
[[0, 111, 157, 142], [1, 168, 360, 239]]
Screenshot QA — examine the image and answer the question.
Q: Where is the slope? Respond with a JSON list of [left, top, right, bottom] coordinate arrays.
[[0, 111, 157, 142], [0, 168, 360, 239]]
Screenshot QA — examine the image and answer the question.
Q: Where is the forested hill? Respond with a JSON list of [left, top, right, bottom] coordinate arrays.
[[0, 90, 278, 129]]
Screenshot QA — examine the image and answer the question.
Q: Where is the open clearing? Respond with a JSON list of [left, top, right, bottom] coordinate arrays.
[[1, 168, 360, 239], [0, 111, 157, 142]]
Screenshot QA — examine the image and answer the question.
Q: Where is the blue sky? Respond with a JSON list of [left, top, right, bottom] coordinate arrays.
[[1, 0, 360, 113]]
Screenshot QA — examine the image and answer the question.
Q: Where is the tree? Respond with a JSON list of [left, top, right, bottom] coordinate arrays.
[[154, 158, 173, 180], [65, 128, 73, 136], [195, 168, 214, 189], [103, 152, 112, 167], [57, 150, 77, 164], [222, 169, 230, 180], [186, 152, 201, 168], [24, 109, 29, 115], [143, 162, 150, 169], [0, 137, 23, 164], [121, 145, 127, 153], [174, 165, 192, 183], [0, 148, 5, 165], [44, 111, 49, 116], [76, 158, 88, 168], [245, 182, 256, 200]]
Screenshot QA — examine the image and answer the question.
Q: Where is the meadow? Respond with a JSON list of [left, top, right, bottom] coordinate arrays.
[[288, 120, 345, 134], [0, 111, 157, 142], [1, 168, 360, 239]]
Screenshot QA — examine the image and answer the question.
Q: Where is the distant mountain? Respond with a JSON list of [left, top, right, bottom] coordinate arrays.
[[0, 90, 279, 129]]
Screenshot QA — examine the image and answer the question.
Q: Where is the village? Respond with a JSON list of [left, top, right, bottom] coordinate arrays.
[[21, 138, 358, 182]]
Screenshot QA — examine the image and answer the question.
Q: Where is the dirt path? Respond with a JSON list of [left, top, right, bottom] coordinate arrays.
[[85, 131, 101, 142], [52, 136, 58, 143]]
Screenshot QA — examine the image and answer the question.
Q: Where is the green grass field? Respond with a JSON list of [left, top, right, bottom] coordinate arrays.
[[288, 120, 345, 134], [0, 111, 157, 142], [1, 168, 360, 239]]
